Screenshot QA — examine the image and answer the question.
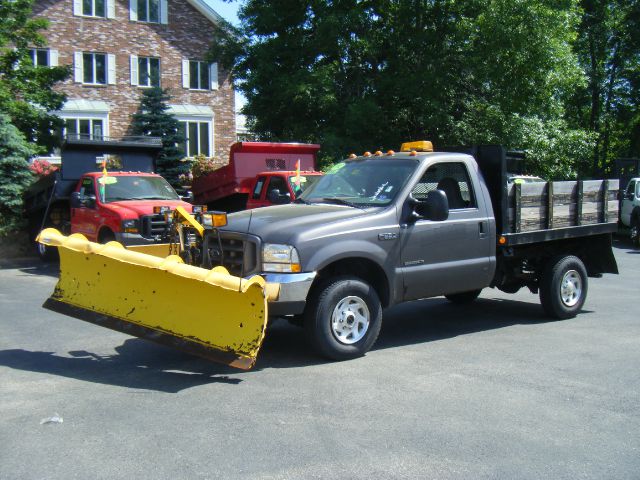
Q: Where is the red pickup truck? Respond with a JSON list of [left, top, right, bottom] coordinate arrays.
[[69, 171, 192, 244], [25, 137, 192, 259], [192, 141, 323, 211]]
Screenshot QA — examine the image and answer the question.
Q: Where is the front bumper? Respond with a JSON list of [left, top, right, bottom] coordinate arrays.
[[115, 232, 163, 246], [262, 272, 317, 317]]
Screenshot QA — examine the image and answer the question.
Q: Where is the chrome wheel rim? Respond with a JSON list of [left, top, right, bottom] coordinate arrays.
[[331, 296, 370, 345], [631, 225, 639, 241], [560, 270, 582, 307]]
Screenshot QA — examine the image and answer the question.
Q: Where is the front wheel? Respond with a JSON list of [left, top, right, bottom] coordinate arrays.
[[630, 216, 640, 247], [304, 276, 382, 361], [539, 255, 588, 319]]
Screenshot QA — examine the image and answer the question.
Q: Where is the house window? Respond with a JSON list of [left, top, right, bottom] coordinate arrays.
[[83, 53, 107, 84], [182, 60, 218, 90], [177, 121, 211, 157], [138, 57, 160, 87], [189, 61, 209, 90], [29, 49, 49, 67], [82, 0, 106, 17], [64, 118, 104, 140], [137, 0, 160, 22]]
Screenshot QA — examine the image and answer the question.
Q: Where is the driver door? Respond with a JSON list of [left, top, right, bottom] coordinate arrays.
[[71, 177, 99, 239], [400, 161, 493, 301]]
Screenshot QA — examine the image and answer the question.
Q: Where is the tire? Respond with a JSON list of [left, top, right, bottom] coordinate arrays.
[[304, 276, 383, 361], [36, 239, 58, 262], [630, 216, 640, 247], [98, 229, 116, 244], [539, 255, 588, 320], [445, 289, 482, 304]]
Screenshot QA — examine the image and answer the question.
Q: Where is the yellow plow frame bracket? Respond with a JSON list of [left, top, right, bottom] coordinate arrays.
[[37, 228, 279, 369]]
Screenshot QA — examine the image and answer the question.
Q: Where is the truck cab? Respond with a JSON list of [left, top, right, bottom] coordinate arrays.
[[71, 171, 192, 244], [246, 171, 323, 209]]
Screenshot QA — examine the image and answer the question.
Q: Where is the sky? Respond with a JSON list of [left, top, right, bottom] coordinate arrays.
[[204, 0, 241, 26], [202, 1, 246, 122]]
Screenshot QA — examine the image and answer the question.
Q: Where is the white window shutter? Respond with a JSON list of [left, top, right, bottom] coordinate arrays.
[[74, 52, 83, 83], [130, 55, 138, 85], [182, 59, 190, 89], [209, 62, 218, 90], [107, 54, 116, 85], [107, 0, 115, 19], [160, 0, 168, 24], [49, 49, 58, 67], [129, 0, 137, 21], [73, 0, 82, 16]]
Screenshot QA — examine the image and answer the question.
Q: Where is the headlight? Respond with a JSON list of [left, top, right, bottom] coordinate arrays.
[[262, 243, 301, 273], [121, 219, 138, 233]]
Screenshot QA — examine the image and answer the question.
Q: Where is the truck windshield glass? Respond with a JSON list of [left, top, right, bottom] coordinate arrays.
[[299, 159, 418, 207], [289, 174, 322, 196], [102, 176, 180, 202]]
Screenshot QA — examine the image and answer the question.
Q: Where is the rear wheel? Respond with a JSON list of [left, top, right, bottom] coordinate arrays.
[[304, 276, 382, 361], [445, 289, 482, 304], [539, 255, 588, 319]]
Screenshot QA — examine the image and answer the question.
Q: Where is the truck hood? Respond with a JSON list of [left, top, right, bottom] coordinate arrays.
[[104, 200, 191, 218], [224, 204, 374, 243]]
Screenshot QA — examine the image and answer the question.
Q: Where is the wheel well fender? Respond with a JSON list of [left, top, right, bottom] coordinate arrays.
[[313, 257, 391, 308], [98, 226, 115, 243]]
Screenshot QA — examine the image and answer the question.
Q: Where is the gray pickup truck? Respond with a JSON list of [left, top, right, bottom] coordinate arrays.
[[211, 144, 619, 360]]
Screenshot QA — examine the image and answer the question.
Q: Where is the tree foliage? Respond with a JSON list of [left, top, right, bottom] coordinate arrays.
[[131, 87, 190, 188], [0, 113, 35, 235], [569, 0, 640, 175], [213, 0, 601, 177], [0, 0, 69, 152]]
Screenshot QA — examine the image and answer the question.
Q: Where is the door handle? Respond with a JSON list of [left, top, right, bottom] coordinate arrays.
[[478, 221, 487, 238]]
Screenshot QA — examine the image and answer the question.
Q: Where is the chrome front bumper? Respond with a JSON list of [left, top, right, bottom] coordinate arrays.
[[262, 272, 317, 317]]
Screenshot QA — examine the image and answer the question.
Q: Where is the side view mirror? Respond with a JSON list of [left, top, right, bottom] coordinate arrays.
[[70, 191, 96, 208], [268, 189, 291, 205], [181, 191, 194, 203], [408, 190, 449, 222]]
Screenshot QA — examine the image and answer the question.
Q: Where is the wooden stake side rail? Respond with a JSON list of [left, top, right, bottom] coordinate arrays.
[[506, 179, 619, 235]]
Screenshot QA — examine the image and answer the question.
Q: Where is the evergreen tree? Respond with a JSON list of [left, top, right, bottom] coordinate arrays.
[[131, 87, 189, 188], [0, 0, 69, 152], [0, 113, 35, 235]]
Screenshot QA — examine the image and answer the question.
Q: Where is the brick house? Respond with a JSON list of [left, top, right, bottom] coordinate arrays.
[[31, 0, 235, 161]]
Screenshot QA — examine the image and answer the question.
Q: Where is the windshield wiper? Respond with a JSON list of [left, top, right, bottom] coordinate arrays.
[[294, 197, 310, 205], [320, 197, 363, 209], [127, 196, 175, 200]]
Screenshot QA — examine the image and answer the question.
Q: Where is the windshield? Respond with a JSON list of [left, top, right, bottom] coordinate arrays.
[[288, 174, 322, 196], [298, 158, 418, 207], [101, 176, 180, 203]]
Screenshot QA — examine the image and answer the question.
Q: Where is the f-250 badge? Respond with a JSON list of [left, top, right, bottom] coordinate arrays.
[[378, 233, 398, 241]]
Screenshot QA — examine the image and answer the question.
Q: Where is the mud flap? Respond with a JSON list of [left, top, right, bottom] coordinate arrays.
[[37, 228, 279, 369]]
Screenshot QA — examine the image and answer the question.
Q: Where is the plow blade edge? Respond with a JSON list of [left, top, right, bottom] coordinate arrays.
[[37, 228, 279, 369]]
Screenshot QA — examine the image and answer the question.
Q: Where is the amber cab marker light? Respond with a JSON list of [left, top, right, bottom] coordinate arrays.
[[387, 150, 395, 155], [499, 236, 507, 245], [409, 150, 417, 156], [363, 151, 372, 157], [374, 150, 383, 156], [348, 153, 357, 158]]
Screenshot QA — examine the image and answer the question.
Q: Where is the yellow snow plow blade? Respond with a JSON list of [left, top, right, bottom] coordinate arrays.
[[37, 228, 280, 370]]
